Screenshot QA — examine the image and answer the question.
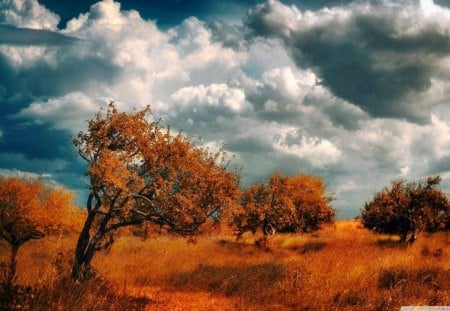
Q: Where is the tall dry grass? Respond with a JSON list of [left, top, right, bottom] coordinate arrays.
[[1, 221, 449, 310]]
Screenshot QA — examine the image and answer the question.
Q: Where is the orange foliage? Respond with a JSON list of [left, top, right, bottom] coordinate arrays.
[[0, 176, 81, 286], [230, 173, 334, 238], [71, 102, 239, 280], [0, 176, 81, 245], [361, 176, 450, 244]]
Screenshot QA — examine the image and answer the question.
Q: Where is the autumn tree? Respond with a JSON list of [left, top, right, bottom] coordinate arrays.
[[230, 173, 334, 241], [71, 103, 239, 281], [0, 176, 80, 287], [361, 176, 450, 244]]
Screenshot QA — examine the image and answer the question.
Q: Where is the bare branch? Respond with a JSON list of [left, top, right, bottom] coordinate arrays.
[[130, 208, 150, 217], [128, 194, 157, 217]]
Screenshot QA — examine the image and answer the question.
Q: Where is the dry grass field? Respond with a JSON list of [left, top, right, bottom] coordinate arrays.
[[1, 221, 450, 310]]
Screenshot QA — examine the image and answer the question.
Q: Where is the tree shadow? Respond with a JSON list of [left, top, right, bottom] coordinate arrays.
[[216, 239, 253, 251], [376, 238, 404, 248], [167, 262, 285, 297], [216, 238, 271, 253], [300, 241, 328, 254], [285, 241, 328, 254]]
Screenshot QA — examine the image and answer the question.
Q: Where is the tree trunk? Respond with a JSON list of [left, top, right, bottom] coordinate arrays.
[[6, 244, 19, 288], [399, 230, 408, 244], [71, 211, 97, 282], [408, 222, 418, 244], [71, 254, 95, 282]]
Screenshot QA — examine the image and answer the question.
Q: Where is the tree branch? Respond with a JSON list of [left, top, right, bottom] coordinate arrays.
[[105, 218, 144, 232], [129, 194, 157, 217]]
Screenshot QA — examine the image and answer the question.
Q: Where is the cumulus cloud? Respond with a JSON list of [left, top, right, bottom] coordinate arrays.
[[3, 0, 450, 216], [273, 126, 342, 168], [0, 0, 59, 30], [247, 0, 450, 123], [246, 66, 316, 120], [171, 84, 246, 112]]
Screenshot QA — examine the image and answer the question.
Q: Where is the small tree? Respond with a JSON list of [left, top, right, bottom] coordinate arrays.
[[230, 173, 334, 241], [0, 176, 80, 287], [361, 176, 450, 244], [71, 103, 239, 281]]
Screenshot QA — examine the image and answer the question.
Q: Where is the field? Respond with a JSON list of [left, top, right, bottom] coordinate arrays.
[[1, 221, 450, 310]]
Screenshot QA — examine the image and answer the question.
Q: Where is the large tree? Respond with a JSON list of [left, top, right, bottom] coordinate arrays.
[[0, 176, 80, 287], [230, 173, 334, 240], [71, 103, 239, 281], [361, 176, 450, 244]]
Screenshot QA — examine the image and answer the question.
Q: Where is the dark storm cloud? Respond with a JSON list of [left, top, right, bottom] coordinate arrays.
[[17, 57, 119, 96], [0, 109, 86, 194], [0, 121, 73, 160], [0, 51, 119, 115], [0, 25, 81, 45], [0, 54, 29, 115], [0, 47, 115, 186], [228, 136, 274, 153], [428, 155, 450, 174], [246, 0, 450, 123], [434, 0, 450, 7], [0, 19, 118, 196]]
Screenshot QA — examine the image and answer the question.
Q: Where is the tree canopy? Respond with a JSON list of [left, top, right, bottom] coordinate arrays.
[[71, 102, 239, 281], [230, 173, 334, 240], [361, 176, 450, 244]]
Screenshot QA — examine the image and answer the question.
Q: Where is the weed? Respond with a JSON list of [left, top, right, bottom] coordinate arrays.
[[168, 261, 284, 298], [378, 268, 409, 289], [332, 289, 368, 307]]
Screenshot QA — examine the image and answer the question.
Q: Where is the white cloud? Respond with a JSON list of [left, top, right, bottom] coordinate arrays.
[[170, 84, 246, 112], [243, 38, 294, 78], [0, 45, 57, 68], [261, 66, 315, 99], [0, 168, 67, 189], [16, 92, 101, 131], [273, 126, 342, 168], [0, 0, 59, 30], [172, 18, 247, 74], [0, 168, 51, 179]]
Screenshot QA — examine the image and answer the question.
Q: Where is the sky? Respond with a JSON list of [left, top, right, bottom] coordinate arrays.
[[2, 0, 450, 217]]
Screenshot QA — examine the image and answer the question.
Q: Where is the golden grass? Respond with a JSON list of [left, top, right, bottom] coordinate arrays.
[[1, 221, 450, 310]]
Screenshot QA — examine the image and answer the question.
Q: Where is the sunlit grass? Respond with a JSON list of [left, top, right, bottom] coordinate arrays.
[[1, 221, 449, 310]]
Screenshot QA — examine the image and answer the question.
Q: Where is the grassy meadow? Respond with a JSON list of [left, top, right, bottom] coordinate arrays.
[[1, 221, 450, 310]]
